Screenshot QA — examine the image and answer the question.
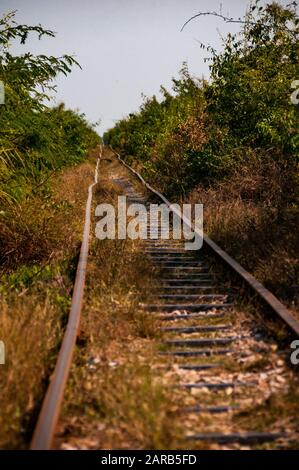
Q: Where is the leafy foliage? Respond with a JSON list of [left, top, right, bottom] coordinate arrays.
[[104, 1, 298, 198], [0, 11, 99, 206], [207, 1, 299, 152]]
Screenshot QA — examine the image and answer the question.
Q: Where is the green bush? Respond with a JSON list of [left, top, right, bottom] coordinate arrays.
[[104, 1, 298, 198], [0, 11, 99, 206]]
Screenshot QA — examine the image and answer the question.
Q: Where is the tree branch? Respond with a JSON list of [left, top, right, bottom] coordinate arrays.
[[180, 11, 256, 32]]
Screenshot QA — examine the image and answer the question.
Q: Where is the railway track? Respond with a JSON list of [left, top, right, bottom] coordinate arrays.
[[31, 147, 299, 450], [110, 165, 297, 448]]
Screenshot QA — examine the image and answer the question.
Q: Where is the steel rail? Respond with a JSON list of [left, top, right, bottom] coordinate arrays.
[[112, 148, 299, 337], [30, 149, 102, 450]]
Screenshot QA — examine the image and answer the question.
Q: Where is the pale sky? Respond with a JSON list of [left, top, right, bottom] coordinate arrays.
[[0, 0, 293, 135]]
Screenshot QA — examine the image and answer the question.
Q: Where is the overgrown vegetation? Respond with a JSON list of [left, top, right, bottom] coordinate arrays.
[[0, 11, 99, 269], [104, 1, 299, 305], [58, 155, 182, 450], [0, 159, 96, 448], [57, 154, 299, 450], [0, 12, 99, 448]]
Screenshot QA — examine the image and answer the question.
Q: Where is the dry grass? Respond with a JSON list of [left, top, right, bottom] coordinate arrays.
[[0, 160, 95, 270], [0, 152, 98, 449], [0, 295, 63, 448], [187, 150, 298, 309]]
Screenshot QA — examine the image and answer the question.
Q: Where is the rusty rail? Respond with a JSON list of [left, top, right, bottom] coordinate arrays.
[[30, 150, 101, 450], [112, 148, 299, 337]]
